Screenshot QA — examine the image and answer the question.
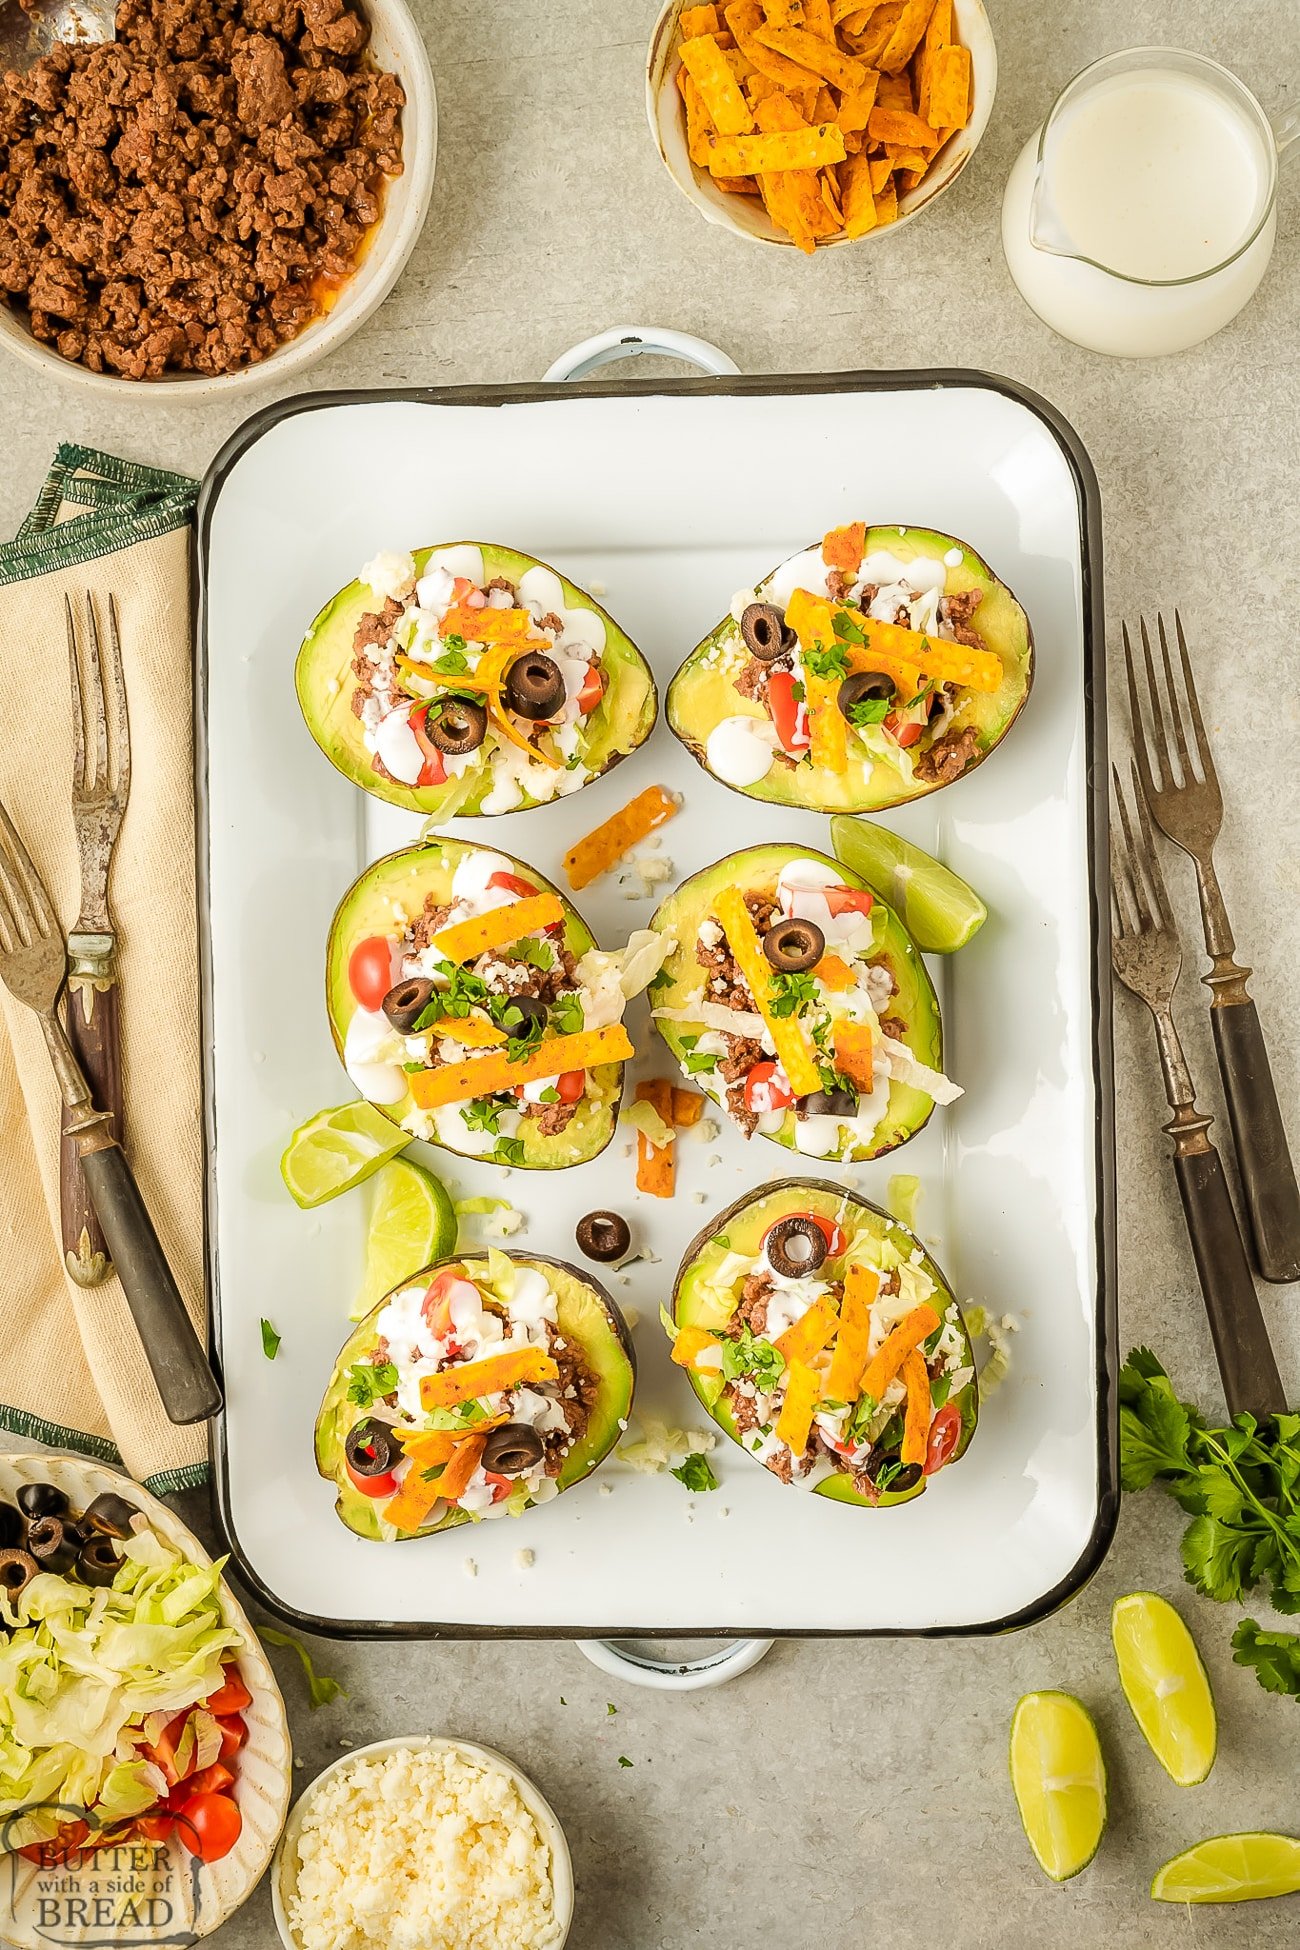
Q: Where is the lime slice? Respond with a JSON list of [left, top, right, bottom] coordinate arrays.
[[1111, 1591, 1216, 1786], [1009, 1692, 1107, 1881], [351, 1157, 458, 1319], [280, 1101, 410, 1209], [1152, 1834, 1300, 1904], [830, 813, 987, 952]]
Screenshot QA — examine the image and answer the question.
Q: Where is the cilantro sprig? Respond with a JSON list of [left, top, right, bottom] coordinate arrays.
[[804, 638, 850, 680], [720, 1327, 785, 1393], [671, 1452, 720, 1493], [346, 1360, 398, 1408], [768, 970, 817, 1019]]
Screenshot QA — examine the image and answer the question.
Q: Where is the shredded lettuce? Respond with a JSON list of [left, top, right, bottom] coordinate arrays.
[[0, 1527, 241, 1847], [621, 1100, 674, 1149], [885, 1174, 921, 1230], [617, 1415, 716, 1475], [259, 1628, 347, 1710]]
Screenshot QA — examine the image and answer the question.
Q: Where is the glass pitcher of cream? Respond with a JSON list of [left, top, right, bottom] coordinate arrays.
[[1002, 48, 1296, 357]]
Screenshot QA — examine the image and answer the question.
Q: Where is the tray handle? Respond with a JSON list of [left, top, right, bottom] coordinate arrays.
[[543, 327, 740, 383]]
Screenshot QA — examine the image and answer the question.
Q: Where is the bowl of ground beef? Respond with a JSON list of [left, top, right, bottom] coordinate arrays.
[[0, 0, 435, 391]]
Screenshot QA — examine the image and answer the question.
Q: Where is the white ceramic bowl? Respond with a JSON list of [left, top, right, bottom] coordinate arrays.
[[272, 1736, 574, 1950], [0, 1452, 291, 1947], [645, 0, 996, 249], [0, 0, 436, 399]]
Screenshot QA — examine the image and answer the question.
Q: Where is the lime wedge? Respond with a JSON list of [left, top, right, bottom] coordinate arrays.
[[830, 813, 987, 952], [280, 1101, 410, 1209], [1009, 1692, 1107, 1881], [1111, 1591, 1216, 1786], [1152, 1834, 1300, 1904], [351, 1157, 458, 1319]]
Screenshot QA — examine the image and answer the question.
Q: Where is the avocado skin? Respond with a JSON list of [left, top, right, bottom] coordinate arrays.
[[296, 542, 657, 815], [647, 841, 941, 1164], [326, 837, 624, 1170], [666, 525, 1033, 813], [671, 1178, 978, 1508], [316, 1252, 636, 1540]]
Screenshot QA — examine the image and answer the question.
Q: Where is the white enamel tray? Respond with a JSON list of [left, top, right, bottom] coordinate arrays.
[[195, 352, 1116, 1637]]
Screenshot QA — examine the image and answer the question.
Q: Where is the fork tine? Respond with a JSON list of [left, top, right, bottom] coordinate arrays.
[[1138, 616, 1173, 793], [84, 594, 109, 797], [0, 800, 57, 939], [1130, 759, 1177, 932], [1111, 763, 1151, 931], [1157, 613, 1193, 783], [0, 874, 18, 955], [0, 839, 34, 949], [1122, 621, 1157, 802], [1173, 609, 1216, 786], [65, 594, 87, 795], [102, 594, 130, 796]]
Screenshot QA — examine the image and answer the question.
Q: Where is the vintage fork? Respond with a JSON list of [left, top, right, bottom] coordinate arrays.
[[0, 799, 221, 1424], [1125, 613, 1300, 1283], [60, 592, 129, 1288], [1110, 763, 1282, 1420]]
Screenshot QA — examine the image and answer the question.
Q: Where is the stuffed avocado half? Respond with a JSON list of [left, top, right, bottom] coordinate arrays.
[[317, 1251, 636, 1540], [670, 1181, 977, 1506], [328, 838, 633, 1169], [667, 522, 1033, 813], [647, 843, 956, 1165], [297, 541, 657, 815]]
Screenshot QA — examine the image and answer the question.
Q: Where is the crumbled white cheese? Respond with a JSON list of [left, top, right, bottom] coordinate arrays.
[[515, 1549, 535, 1570], [288, 1745, 557, 1950]]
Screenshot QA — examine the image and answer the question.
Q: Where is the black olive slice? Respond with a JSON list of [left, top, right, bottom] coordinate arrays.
[[77, 1537, 121, 1587], [838, 670, 896, 720], [425, 697, 488, 754], [740, 602, 789, 663], [382, 976, 436, 1034], [797, 1086, 859, 1119], [345, 1420, 400, 1478], [26, 1515, 78, 1575], [870, 1455, 923, 1495], [494, 993, 548, 1035], [504, 652, 566, 721], [0, 1547, 39, 1597], [16, 1482, 67, 1521], [0, 1503, 22, 1550], [762, 916, 825, 974], [481, 1423, 546, 1475], [575, 1209, 631, 1263], [764, 1215, 828, 1279], [82, 1491, 138, 1539]]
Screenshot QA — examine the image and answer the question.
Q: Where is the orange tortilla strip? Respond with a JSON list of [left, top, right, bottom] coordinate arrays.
[[672, 1086, 706, 1126], [835, 70, 880, 132], [901, 1349, 932, 1465], [775, 1359, 820, 1456], [397, 1419, 508, 1468], [728, 0, 818, 87], [408, 1023, 633, 1109], [563, 783, 680, 890], [813, 951, 855, 990], [877, 0, 936, 72], [636, 1077, 676, 1198], [805, 666, 848, 771], [832, 1017, 876, 1088], [426, 1014, 506, 1047], [713, 885, 822, 1097], [680, 69, 715, 168], [874, 69, 914, 107], [752, 23, 867, 91], [671, 1325, 721, 1369], [925, 42, 970, 129], [867, 104, 938, 149], [438, 604, 542, 644], [915, 0, 950, 119], [681, 1, 723, 32], [823, 521, 866, 571], [430, 892, 563, 965], [849, 0, 904, 65], [785, 588, 1001, 691], [705, 123, 846, 174], [680, 33, 756, 135], [883, 144, 930, 171], [382, 1464, 445, 1533], [436, 1431, 489, 1502], [826, 1263, 879, 1401], [859, 1303, 940, 1405], [868, 153, 894, 191], [774, 1292, 840, 1366], [420, 1344, 559, 1410], [839, 152, 879, 234]]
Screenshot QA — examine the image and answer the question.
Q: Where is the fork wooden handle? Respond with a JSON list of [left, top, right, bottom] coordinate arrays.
[[59, 978, 120, 1286], [74, 1135, 223, 1424], [1211, 998, 1300, 1285], [1173, 1142, 1285, 1421]]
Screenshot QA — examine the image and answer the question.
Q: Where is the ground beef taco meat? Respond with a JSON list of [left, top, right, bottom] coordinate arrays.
[[0, 0, 403, 378]]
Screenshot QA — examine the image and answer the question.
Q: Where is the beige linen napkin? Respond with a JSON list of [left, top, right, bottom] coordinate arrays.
[[0, 446, 207, 1492]]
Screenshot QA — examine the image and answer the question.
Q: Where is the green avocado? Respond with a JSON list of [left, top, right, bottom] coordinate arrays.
[[316, 1252, 636, 1539], [297, 541, 657, 815], [666, 525, 1033, 813], [672, 1179, 977, 1508], [326, 837, 623, 1169], [647, 842, 943, 1164]]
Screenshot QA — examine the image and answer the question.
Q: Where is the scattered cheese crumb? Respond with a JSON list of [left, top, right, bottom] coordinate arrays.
[[599, 1482, 613, 1497], [705, 1153, 721, 1168], [622, 1304, 640, 1329], [691, 1190, 706, 1204], [287, 1745, 557, 1950], [462, 1558, 478, 1579], [515, 1549, 535, 1570]]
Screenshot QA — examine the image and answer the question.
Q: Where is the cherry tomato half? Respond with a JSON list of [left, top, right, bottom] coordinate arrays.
[[348, 936, 395, 1011], [214, 1715, 247, 1765], [576, 666, 605, 715], [487, 871, 538, 900], [923, 1402, 963, 1476], [347, 1458, 399, 1498], [130, 1813, 175, 1843], [822, 885, 874, 920], [744, 1061, 795, 1117], [556, 1070, 585, 1104], [422, 1269, 480, 1339], [203, 1666, 253, 1718], [139, 1710, 195, 1789], [18, 1821, 89, 1867], [409, 705, 448, 788], [885, 712, 924, 749], [483, 1472, 514, 1504], [766, 670, 810, 756], [174, 1791, 242, 1865], [170, 1762, 233, 1807]]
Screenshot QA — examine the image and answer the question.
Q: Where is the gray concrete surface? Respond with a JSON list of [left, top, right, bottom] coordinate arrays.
[[3, 0, 1300, 1944]]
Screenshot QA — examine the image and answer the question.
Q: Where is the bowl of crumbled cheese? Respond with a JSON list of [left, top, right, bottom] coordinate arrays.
[[272, 1736, 573, 1950]]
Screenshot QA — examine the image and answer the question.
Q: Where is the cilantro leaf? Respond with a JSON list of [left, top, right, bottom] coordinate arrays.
[[617, 1756, 633, 1768], [260, 1318, 281, 1361], [831, 609, 866, 645], [671, 1452, 720, 1493], [720, 1327, 785, 1392], [767, 970, 817, 1019], [346, 1360, 398, 1408], [845, 695, 891, 728], [493, 1135, 526, 1166], [804, 639, 850, 680], [1232, 1620, 1300, 1697], [1180, 1513, 1256, 1603], [551, 991, 585, 1036]]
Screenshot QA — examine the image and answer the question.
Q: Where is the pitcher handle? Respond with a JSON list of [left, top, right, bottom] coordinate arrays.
[[1272, 104, 1300, 161], [543, 328, 740, 383]]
